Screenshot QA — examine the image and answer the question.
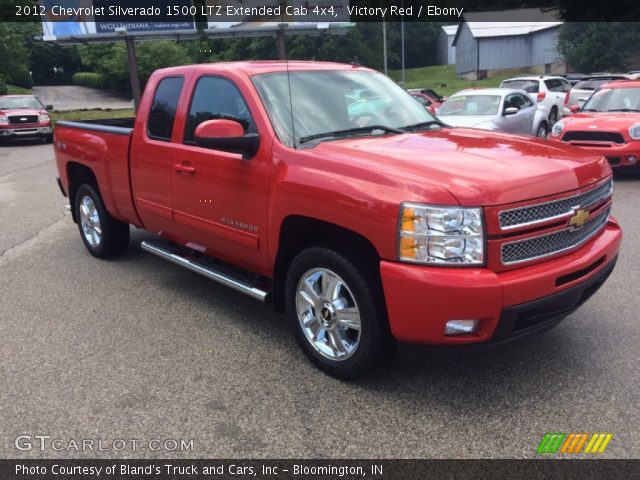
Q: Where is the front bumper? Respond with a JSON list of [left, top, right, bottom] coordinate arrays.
[[551, 138, 640, 169], [380, 219, 621, 345], [0, 126, 52, 137]]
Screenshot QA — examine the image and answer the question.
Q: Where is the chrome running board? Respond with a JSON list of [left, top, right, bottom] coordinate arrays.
[[141, 240, 269, 302]]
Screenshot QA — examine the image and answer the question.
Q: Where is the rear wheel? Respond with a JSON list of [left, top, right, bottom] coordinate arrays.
[[75, 184, 129, 258], [548, 107, 558, 127], [285, 247, 394, 379]]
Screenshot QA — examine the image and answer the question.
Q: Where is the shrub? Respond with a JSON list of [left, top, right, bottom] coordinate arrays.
[[8, 67, 33, 89], [72, 72, 109, 89], [0, 79, 7, 95]]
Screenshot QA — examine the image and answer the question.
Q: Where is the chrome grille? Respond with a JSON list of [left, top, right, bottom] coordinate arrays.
[[501, 208, 610, 264], [499, 180, 612, 229]]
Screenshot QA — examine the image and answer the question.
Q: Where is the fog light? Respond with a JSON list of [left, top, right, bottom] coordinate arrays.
[[444, 319, 479, 336], [628, 156, 638, 165]]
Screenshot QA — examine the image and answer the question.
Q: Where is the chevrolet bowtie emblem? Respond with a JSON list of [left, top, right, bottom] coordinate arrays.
[[569, 209, 589, 228]]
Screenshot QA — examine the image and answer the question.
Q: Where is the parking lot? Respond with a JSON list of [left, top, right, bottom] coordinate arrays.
[[0, 140, 638, 459]]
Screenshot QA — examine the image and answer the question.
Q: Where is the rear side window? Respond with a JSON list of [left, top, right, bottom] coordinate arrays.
[[184, 76, 256, 144], [544, 79, 565, 92], [147, 76, 184, 141], [502, 80, 539, 93]]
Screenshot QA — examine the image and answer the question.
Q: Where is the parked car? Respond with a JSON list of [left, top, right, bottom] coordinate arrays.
[[559, 73, 586, 87], [408, 89, 442, 115], [0, 95, 53, 144], [53, 61, 621, 378], [499, 75, 571, 126], [437, 88, 550, 137], [550, 80, 640, 170], [564, 74, 632, 114]]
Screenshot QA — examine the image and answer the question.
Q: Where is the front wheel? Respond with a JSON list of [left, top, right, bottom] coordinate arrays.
[[548, 108, 558, 127], [285, 247, 394, 379], [536, 122, 549, 138], [75, 184, 130, 258]]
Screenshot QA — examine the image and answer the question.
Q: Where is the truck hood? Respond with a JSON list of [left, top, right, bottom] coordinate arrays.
[[314, 128, 610, 206], [0, 108, 43, 117], [438, 115, 496, 128], [563, 112, 640, 130]]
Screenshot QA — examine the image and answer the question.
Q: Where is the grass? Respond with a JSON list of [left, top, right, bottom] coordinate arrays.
[[6, 85, 32, 95], [50, 108, 135, 126], [389, 64, 516, 96]]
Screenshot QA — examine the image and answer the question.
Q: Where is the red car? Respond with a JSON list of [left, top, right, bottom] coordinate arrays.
[[0, 95, 53, 144], [408, 88, 443, 114], [551, 80, 640, 170], [53, 62, 621, 378]]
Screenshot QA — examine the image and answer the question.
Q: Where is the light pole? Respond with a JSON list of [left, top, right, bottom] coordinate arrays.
[[382, 20, 388, 75]]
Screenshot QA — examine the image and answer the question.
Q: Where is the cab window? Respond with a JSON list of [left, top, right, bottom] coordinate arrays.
[[184, 76, 256, 144], [147, 76, 184, 141]]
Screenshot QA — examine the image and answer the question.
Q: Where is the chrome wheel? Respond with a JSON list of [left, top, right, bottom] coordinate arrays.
[[295, 268, 361, 361], [537, 124, 548, 138], [79, 195, 102, 247]]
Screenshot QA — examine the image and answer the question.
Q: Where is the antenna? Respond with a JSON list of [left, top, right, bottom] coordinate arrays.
[[284, 36, 296, 149]]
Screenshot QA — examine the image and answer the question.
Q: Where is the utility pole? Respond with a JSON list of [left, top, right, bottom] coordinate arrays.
[[401, 19, 405, 85], [276, 26, 286, 60], [382, 20, 388, 75]]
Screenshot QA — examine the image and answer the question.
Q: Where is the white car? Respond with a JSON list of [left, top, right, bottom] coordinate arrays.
[[500, 76, 572, 126]]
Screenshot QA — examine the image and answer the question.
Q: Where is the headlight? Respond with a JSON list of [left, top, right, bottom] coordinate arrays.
[[398, 203, 484, 265], [39, 114, 50, 122], [551, 120, 565, 137], [629, 123, 640, 140], [0, 115, 8, 125]]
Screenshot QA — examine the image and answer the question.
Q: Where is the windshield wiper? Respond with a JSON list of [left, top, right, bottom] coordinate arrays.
[[606, 108, 640, 112], [401, 120, 445, 131], [299, 125, 404, 144]]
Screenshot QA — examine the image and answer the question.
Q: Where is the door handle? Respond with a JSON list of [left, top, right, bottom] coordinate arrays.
[[174, 163, 196, 175]]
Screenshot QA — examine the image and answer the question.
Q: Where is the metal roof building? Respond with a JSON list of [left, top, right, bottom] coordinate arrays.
[[452, 8, 564, 79], [437, 25, 457, 65]]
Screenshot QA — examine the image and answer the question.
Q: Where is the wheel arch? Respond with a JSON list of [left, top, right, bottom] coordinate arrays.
[[272, 215, 382, 313], [66, 162, 99, 223]]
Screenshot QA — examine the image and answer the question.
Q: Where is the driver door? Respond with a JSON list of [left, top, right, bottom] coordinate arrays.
[[170, 74, 270, 272]]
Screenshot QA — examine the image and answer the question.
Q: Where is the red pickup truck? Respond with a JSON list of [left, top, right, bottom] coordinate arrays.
[[54, 61, 622, 378]]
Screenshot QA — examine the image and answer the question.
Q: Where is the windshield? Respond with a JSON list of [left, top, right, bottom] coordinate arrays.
[[438, 94, 501, 116], [251, 70, 437, 146], [582, 87, 640, 111], [0, 96, 42, 110], [501, 80, 539, 93]]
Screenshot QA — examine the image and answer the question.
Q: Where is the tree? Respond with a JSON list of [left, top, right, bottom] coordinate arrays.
[[559, 23, 640, 72]]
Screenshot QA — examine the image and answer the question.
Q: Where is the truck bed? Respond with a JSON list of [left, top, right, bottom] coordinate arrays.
[[55, 117, 139, 226], [56, 117, 135, 135]]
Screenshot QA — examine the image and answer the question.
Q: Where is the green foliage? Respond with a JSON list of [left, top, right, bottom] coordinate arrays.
[[559, 23, 640, 72], [0, 77, 7, 96], [77, 40, 193, 93], [7, 67, 33, 89], [73, 72, 109, 89]]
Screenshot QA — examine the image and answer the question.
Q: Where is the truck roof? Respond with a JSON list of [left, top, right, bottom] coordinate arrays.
[[154, 61, 371, 77]]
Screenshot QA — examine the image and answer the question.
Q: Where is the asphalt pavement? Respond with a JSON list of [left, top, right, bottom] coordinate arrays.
[[33, 86, 133, 111], [0, 139, 638, 459]]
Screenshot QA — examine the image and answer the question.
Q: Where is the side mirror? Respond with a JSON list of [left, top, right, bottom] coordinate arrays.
[[570, 104, 581, 113], [194, 119, 259, 159], [45, 105, 53, 111], [504, 107, 519, 116]]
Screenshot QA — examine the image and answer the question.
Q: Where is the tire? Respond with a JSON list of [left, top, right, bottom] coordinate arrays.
[[285, 246, 395, 379], [74, 183, 129, 258], [44, 134, 53, 144], [536, 122, 549, 138], [548, 107, 558, 127]]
